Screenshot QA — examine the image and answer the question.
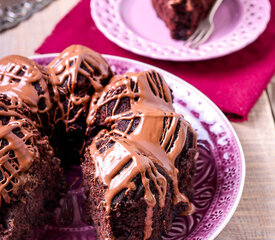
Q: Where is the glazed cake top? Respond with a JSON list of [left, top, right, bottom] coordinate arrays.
[[87, 70, 196, 239]]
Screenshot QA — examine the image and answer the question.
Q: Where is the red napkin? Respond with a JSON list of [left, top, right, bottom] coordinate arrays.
[[36, 0, 275, 121]]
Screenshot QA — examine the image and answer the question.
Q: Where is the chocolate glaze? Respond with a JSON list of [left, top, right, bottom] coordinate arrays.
[[0, 55, 55, 208], [48, 45, 112, 131], [0, 55, 53, 130], [87, 70, 197, 239], [0, 97, 39, 207]]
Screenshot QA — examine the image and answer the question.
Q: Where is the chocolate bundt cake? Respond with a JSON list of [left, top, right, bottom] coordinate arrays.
[[152, 0, 216, 40], [82, 70, 198, 239], [0, 44, 198, 240]]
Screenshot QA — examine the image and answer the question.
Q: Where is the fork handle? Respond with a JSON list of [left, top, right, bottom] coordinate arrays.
[[209, 0, 224, 20]]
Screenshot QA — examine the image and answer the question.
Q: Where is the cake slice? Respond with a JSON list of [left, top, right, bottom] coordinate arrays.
[[152, 0, 216, 40], [83, 128, 197, 239], [0, 94, 66, 240], [48, 45, 114, 164], [82, 70, 197, 239]]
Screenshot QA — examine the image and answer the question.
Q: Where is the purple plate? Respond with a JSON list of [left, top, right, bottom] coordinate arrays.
[[91, 0, 271, 61], [31, 54, 245, 240]]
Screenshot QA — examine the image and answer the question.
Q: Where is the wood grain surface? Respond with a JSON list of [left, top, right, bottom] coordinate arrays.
[[0, 0, 275, 239], [217, 92, 275, 239]]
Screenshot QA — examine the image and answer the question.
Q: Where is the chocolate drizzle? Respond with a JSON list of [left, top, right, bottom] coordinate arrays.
[[0, 97, 38, 207], [0, 55, 52, 207], [0, 55, 55, 208], [48, 45, 112, 131], [0, 55, 53, 130], [87, 70, 196, 239]]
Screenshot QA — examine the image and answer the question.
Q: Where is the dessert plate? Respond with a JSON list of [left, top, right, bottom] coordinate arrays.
[[31, 54, 245, 240], [91, 0, 271, 61]]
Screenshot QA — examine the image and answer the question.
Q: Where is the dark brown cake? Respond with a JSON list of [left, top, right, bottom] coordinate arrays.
[[47, 45, 114, 164], [0, 94, 66, 240], [82, 70, 198, 239], [0, 45, 197, 240], [152, 0, 216, 40]]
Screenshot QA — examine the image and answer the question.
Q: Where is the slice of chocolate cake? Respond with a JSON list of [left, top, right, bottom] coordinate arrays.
[[83, 70, 198, 239], [0, 94, 66, 240], [152, 0, 216, 40], [48, 45, 114, 165]]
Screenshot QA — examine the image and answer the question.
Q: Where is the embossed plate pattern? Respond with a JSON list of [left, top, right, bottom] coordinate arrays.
[[91, 0, 270, 61], [31, 54, 245, 240]]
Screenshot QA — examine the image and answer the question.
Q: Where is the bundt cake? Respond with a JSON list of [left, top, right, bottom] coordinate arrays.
[[0, 45, 198, 240], [82, 70, 198, 239], [152, 0, 216, 40]]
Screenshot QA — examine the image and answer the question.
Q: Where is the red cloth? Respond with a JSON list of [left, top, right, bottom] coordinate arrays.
[[36, 0, 275, 121]]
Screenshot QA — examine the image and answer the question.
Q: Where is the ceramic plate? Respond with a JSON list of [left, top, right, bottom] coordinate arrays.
[[31, 54, 245, 240], [91, 0, 270, 61]]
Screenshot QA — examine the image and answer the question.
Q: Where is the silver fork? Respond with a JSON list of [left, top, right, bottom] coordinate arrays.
[[185, 0, 224, 48]]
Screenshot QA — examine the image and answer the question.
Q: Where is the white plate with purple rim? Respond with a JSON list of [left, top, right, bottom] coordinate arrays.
[[31, 54, 245, 240], [91, 0, 271, 61]]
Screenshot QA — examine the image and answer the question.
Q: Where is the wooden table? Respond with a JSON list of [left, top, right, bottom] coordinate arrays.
[[1, 0, 275, 239]]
